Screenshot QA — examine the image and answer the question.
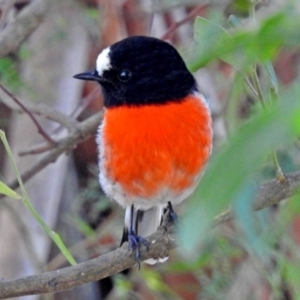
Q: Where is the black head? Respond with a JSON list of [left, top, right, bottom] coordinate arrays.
[[74, 36, 197, 108]]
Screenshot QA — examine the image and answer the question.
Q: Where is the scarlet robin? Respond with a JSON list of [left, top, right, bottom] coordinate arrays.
[[74, 36, 212, 264]]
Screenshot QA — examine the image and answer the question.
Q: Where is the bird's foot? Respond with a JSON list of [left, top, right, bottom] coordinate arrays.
[[128, 231, 149, 268], [167, 202, 178, 223]]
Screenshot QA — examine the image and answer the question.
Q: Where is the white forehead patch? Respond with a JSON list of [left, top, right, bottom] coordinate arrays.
[[96, 47, 112, 76]]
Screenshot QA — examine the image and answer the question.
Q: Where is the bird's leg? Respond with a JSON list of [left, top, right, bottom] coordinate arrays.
[[128, 205, 149, 266], [167, 201, 177, 222]]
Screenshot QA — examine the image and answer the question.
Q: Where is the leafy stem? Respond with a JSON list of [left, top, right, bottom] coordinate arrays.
[[0, 130, 77, 266]]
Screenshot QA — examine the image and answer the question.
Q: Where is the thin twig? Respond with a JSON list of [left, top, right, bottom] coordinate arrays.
[[5, 90, 99, 156], [0, 199, 43, 271], [250, 67, 284, 179], [29, 103, 79, 133], [0, 82, 55, 144], [3, 99, 79, 133], [68, 86, 100, 122], [19, 143, 58, 156], [250, 68, 267, 110], [244, 75, 259, 99], [45, 209, 122, 271], [0, 111, 103, 195], [161, 6, 204, 41]]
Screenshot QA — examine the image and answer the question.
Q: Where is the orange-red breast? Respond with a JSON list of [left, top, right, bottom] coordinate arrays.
[[74, 36, 212, 264]]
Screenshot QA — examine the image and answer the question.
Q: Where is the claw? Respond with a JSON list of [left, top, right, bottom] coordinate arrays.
[[167, 202, 178, 222], [128, 231, 149, 268]]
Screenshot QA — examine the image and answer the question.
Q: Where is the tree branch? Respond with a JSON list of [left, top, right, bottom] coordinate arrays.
[[0, 223, 175, 299], [0, 0, 55, 57], [0, 82, 55, 145], [213, 171, 300, 226], [0, 110, 103, 196], [161, 6, 204, 41], [0, 171, 300, 299]]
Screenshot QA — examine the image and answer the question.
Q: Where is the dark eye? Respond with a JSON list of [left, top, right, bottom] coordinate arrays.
[[118, 69, 132, 82]]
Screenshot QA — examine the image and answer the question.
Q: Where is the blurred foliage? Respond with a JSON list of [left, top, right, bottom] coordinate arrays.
[[175, 1, 300, 299], [75, 176, 111, 234], [189, 11, 300, 71], [0, 57, 22, 92], [180, 83, 300, 249]]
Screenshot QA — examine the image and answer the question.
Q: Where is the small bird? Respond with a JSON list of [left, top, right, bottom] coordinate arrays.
[[74, 36, 212, 264]]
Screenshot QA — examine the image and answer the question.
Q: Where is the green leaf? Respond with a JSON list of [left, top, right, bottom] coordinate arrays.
[[283, 260, 300, 299], [189, 17, 231, 70], [0, 57, 22, 91], [0, 180, 21, 199], [0, 130, 77, 266], [263, 61, 279, 94], [233, 182, 270, 259], [178, 84, 300, 258], [69, 216, 95, 237], [189, 12, 300, 72], [228, 15, 243, 28]]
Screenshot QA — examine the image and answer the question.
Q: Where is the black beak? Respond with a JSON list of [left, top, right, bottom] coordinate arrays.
[[73, 71, 101, 81]]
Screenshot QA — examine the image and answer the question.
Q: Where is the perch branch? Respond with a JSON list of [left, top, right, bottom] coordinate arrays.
[[213, 171, 300, 225], [0, 171, 300, 299], [0, 222, 175, 299]]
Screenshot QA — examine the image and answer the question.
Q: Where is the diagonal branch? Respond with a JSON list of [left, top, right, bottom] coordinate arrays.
[[0, 110, 103, 196], [0, 0, 56, 57], [161, 6, 204, 41], [213, 171, 300, 226], [0, 171, 300, 299], [0, 82, 55, 144]]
